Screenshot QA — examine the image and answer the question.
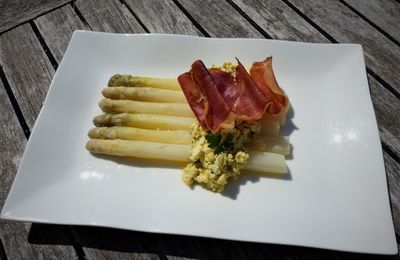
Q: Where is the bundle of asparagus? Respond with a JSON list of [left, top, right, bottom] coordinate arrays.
[[86, 74, 290, 174]]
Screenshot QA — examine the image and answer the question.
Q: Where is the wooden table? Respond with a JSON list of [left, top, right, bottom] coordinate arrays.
[[0, 0, 399, 259]]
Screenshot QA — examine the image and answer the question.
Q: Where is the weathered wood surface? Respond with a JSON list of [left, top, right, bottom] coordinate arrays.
[[342, 0, 400, 43], [369, 75, 400, 159], [0, 24, 54, 129], [34, 4, 88, 63], [33, 224, 400, 259], [74, 0, 145, 33], [384, 151, 400, 236], [177, 0, 262, 38], [0, 79, 76, 259], [0, 0, 70, 33], [287, 0, 400, 96], [231, 0, 329, 43], [124, 0, 200, 35], [0, 0, 400, 259]]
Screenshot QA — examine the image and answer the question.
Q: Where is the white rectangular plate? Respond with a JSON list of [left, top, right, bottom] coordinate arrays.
[[1, 31, 397, 254]]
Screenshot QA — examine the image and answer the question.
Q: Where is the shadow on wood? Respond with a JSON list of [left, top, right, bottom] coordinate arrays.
[[27, 223, 398, 259]]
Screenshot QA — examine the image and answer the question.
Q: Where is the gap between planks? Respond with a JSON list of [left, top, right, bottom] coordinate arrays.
[[279, 0, 400, 100], [29, 21, 58, 70], [71, 2, 92, 30], [172, 0, 210, 37], [338, 0, 400, 47], [119, 0, 150, 33], [227, 0, 272, 39], [280, 0, 400, 98], [0, 67, 30, 138], [0, 238, 7, 260], [0, 1, 72, 36]]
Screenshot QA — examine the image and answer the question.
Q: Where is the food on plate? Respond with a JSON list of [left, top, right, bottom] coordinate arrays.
[[88, 126, 289, 155], [176, 58, 289, 191], [86, 57, 291, 192], [93, 113, 195, 130], [88, 126, 192, 144], [99, 98, 193, 116], [108, 74, 180, 90], [102, 86, 186, 103], [86, 139, 286, 173]]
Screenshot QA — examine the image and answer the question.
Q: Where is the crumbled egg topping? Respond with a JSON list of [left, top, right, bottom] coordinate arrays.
[[211, 62, 237, 77], [182, 121, 261, 192]]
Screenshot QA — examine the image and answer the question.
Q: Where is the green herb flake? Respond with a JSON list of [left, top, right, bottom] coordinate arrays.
[[205, 132, 234, 154]]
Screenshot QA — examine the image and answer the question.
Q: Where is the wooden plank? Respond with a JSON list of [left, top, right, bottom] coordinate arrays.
[[0, 80, 76, 259], [74, 0, 145, 33], [34, 4, 89, 63], [384, 151, 400, 236], [70, 224, 399, 259], [70, 226, 250, 259], [123, 0, 201, 35], [231, 0, 400, 163], [231, 0, 329, 43], [0, 0, 70, 33], [0, 24, 54, 129], [342, 0, 400, 43], [287, 0, 400, 95], [70, 227, 160, 260], [369, 75, 400, 158], [176, 0, 262, 38]]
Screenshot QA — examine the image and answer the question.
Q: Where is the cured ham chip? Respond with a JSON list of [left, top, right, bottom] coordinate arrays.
[[178, 60, 233, 132], [178, 57, 287, 132], [250, 57, 288, 115], [210, 60, 270, 120]]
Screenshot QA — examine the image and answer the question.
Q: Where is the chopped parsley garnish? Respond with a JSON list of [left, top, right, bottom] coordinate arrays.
[[205, 132, 234, 154]]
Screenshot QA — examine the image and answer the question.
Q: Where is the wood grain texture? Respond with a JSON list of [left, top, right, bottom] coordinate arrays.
[[0, 24, 54, 128], [74, 0, 145, 33], [231, 0, 329, 43], [342, 0, 400, 43], [369, 75, 400, 158], [0, 0, 70, 33], [34, 4, 88, 63], [54, 225, 400, 259], [231, 0, 400, 161], [176, 0, 262, 38], [384, 151, 400, 236], [0, 81, 76, 259], [124, 0, 201, 35], [288, 0, 400, 95]]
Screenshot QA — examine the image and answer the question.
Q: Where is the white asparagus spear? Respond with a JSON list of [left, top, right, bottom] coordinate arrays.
[[88, 126, 289, 155], [102, 87, 186, 103], [251, 136, 290, 155], [260, 120, 280, 136], [86, 139, 287, 174], [99, 98, 193, 117], [93, 113, 195, 130], [88, 127, 191, 144], [86, 139, 190, 162], [93, 112, 278, 137], [245, 151, 287, 174], [108, 74, 181, 90]]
